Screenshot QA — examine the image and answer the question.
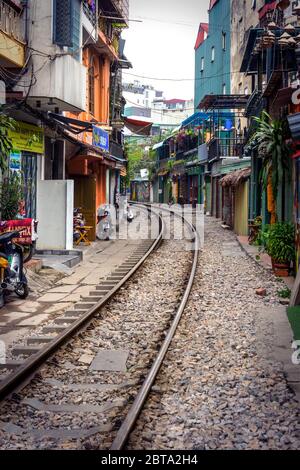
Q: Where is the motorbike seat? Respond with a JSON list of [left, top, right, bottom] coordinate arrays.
[[0, 252, 8, 259], [0, 231, 20, 244]]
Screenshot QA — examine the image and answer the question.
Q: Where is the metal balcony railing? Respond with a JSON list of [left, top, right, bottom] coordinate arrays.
[[208, 137, 245, 162], [245, 88, 264, 118], [112, 0, 129, 22], [83, 0, 97, 27], [0, 0, 24, 42]]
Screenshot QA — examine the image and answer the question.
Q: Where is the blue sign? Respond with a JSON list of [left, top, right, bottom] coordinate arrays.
[[10, 151, 22, 173], [93, 126, 109, 152]]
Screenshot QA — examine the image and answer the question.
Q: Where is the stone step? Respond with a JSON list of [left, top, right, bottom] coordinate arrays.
[[81, 296, 103, 302], [72, 307, 88, 313], [89, 290, 110, 298], [11, 346, 41, 357], [64, 310, 82, 317], [43, 325, 68, 333], [75, 302, 97, 309], [0, 361, 24, 370], [27, 336, 55, 345], [54, 317, 79, 325]]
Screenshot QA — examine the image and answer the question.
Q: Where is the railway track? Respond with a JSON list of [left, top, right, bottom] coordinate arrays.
[[0, 205, 199, 450], [0, 206, 162, 400]]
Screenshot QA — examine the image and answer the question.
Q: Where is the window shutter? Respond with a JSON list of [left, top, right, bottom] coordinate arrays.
[[53, 0, 73, 47]]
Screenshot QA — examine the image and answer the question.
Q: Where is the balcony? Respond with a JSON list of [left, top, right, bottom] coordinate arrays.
[[26, 55, 87, 112], [245, 88, 264, 118], [0, 0, 25, 67], [208, 137, 246, 163], [97, 16, 119, 60], [101, 0, 129, 25], [112, 0, 129, 22], [110, 140, 124, 159], [82, 0, 98, 41]]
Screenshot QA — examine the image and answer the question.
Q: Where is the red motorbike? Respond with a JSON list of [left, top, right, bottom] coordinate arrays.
[[0, 219, 38, 263]]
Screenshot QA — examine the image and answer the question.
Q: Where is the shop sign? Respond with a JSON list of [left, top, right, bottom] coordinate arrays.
[[93, 126, 109, 152], [8, 121, 44, 154], [9, 151, 21, 173]]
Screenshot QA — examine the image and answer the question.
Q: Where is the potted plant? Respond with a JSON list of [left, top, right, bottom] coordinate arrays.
[[265, 223, 295, 277]]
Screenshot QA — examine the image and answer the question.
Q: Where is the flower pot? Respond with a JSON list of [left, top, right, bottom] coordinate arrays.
[[272, 260, 290, 277]]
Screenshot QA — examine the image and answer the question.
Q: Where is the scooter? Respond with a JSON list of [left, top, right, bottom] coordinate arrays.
[[123, 200, 134, 223], [73, 208, 86, 243], [96, 206, 113, 241], [0, 219, 38, 263], [0, 231, 29, 308]]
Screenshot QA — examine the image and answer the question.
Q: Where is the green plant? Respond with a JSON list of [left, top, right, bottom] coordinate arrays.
[[266, 223, 295, 264], [256, 224, 271, 247], [0, 109, 16, 172], [277, 287, 291, 299], [0, 172, 23, 220], [251, 111, 292, 218]]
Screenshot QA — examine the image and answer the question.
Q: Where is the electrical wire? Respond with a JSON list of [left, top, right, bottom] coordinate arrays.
[[124, 96, 195, 114], [122, 69, 247, 82]]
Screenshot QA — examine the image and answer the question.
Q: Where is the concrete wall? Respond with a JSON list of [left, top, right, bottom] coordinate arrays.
[[16, 0, 86, 112], [36, 180, 74, 250]]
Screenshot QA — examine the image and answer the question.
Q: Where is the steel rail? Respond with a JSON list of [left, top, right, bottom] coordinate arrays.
[[0, 207, 163, 402], [111, 205, 199, 450]]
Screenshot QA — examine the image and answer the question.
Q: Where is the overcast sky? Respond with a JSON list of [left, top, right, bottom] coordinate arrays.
[[122, 0, 209, 101]]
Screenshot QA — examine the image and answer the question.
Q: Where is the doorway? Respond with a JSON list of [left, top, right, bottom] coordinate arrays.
[[73, 176, 97, 240]]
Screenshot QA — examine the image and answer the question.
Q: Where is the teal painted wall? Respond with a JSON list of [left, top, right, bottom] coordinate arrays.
[[195, 0, 231, 110]]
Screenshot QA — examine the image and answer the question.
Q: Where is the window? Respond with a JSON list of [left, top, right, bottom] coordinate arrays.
[[223, 83, 226, 95], [201, 57, 204, 72], [211, 46, 215, 62], [222, 32, 226, 51], [244, 86, 249, 95], [53, 0, 72, 46], [88, 60, 95, 115]]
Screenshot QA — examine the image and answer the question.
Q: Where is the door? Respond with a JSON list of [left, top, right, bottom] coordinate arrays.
[[190, 175, 199, 208], [74, 176, 97, 240], [22, 152, 37, 218]]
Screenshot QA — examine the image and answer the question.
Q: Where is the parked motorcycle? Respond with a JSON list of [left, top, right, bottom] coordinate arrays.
[[96, 205, 113, 241], [73, 208, 86, 243], [0, 219, 38, 263], [123, 199, 134, 223], [0, 230, 29, 308]]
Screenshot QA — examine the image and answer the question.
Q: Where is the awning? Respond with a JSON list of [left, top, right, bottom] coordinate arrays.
[[288, 112, 300, 140], [158, 169, 169, 176], [198, 94, 249, 111], [152, 141, 164, 150], [124, 117, 153, 136], [48, 112, 94, 135], [181, 112, 210, 128], [220, 167, 251, 187]]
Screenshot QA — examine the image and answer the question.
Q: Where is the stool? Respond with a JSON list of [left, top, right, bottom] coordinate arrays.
[[75, 226, 93, 246]]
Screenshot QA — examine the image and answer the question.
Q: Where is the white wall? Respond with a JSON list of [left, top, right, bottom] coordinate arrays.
[[15, 0, 86, 111], [36, 180, 74, 251]]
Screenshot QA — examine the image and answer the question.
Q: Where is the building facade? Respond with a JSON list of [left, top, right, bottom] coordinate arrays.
[[1, 0, 129, 248], [195, 0, 231, 110]]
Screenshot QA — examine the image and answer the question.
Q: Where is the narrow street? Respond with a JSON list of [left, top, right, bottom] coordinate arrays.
[[129, 217, 300, 450], [1, 0, 300, 459]]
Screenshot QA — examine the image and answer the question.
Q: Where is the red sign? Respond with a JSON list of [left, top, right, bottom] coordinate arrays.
[[0, 219, 34, 245]]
